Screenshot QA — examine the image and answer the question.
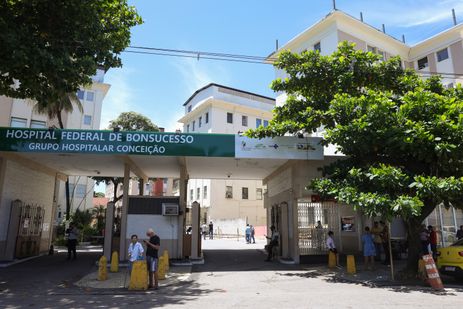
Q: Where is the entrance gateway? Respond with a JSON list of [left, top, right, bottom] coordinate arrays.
[[0, 127, 331, 263]]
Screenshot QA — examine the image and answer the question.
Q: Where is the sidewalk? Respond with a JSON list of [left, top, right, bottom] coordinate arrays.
[[75, 265, 193, 289]]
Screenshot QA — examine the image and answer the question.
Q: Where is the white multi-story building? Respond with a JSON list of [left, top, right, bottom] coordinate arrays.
[[0, 68, 110, 219], [265, 9, 463, 263], [178, 83, 275, 235]]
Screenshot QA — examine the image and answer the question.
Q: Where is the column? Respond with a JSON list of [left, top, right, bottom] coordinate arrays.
[[191, 201, 200, 259], [119, 163, 131, 260], [104, 202, 115, 260]]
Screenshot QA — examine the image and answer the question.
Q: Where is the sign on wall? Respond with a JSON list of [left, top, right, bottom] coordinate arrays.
[[235, 136, 323, 160]]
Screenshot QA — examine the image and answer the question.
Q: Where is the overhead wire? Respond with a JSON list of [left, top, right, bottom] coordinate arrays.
[[123, 45, 463, 78]]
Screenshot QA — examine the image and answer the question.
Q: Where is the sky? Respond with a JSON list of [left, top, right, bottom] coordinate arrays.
[[100, 0, 463, 132]]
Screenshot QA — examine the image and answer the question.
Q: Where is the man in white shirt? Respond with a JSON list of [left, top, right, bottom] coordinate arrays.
[[128, 234, 144, 273], [327, 231, 340, 268]]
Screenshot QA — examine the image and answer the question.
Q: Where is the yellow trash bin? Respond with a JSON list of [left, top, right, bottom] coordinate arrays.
[[346, 255, 356, 274]]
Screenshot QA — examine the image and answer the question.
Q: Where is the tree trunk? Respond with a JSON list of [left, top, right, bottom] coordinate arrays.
[[402, 202, 436, 277], [57, 111, 64, 130]]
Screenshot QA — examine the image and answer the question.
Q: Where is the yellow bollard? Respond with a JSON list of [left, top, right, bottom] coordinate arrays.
[[328, 251, 336, 269], [110, 251, 119, 273], [346, 255, 356, 274], [163, 250, 169, 272], [98, 256, 107, 281], [129, 260, 148, 290], [158, 256, 166, 280]]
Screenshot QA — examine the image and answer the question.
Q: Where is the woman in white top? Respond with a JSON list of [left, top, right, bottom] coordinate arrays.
[[128, 234, 144, 272]]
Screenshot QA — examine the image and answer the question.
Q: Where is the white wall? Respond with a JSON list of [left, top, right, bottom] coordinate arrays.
[[0, 160, 55, 246]]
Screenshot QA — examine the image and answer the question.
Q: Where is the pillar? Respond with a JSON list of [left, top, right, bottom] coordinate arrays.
[[280, 202, 290, 258], [178, 162, 188, 258], [104, 202, 115, 261], [119, 163, 131, 260], [191, 201, 200, 259]]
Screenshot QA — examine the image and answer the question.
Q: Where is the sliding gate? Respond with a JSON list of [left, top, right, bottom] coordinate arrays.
[[297, 200, 339, 256]]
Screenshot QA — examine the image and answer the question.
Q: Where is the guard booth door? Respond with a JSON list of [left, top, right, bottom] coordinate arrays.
[[15, 202, 45, 258]]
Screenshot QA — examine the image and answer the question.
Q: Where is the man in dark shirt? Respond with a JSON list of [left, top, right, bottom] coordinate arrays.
[[208, 221, 214, 240], [144, 228, 161, 289], [457, 225, 463, 240]]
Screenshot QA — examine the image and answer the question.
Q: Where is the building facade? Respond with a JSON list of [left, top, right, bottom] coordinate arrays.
[[0, 69, 109, 260], [266, 10, 463, 263], [178, 83, 274, 236]]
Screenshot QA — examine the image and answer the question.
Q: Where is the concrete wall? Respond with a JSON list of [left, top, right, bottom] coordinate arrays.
[[0, 160, 55, 259]]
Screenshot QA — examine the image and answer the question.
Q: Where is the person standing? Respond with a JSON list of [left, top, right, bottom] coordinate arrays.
[[428, 225, 438, 259], [419, 224, 430, 256], [66, 223, 79, 260], [250, 225, 256, 244], [245, 224, 251, 243], [327, 231, 340, 268], [381, 222, 391, 265], [144, 228, 160, 290], [457, 225, 463, 240], [362, 227, 376, 270], [128, 234, 144, 273], [208, 221, 214, 240], [315, 221, 324, 251], [371, 221, 383, 262], [201, 223, 207, 240]]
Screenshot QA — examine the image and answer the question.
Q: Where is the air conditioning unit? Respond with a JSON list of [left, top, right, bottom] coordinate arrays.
[[225, 192, 232, 199], [162, 203, 179, 216]]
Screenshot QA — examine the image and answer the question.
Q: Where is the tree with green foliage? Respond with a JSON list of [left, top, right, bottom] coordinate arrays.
[[247, 42, 463, 274], [0, 0, 142, 106], [108, 111, 160, 132]]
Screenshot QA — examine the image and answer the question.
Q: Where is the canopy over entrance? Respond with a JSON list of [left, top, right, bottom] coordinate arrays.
[[0, 127, 323, 180]]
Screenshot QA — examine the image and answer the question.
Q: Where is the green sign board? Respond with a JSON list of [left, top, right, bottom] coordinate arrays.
[[0, 128, 235, 157]]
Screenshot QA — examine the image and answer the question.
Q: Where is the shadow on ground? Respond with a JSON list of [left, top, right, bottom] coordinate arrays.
[[277, 269, 463, 296], [0, 280, 220, 308]]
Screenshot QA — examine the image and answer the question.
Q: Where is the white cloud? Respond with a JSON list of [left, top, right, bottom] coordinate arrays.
[[163, 109, 185, 133], [364, 0, 463, 28], [99, 67, 136, 129], [171, 58, 231, 95]]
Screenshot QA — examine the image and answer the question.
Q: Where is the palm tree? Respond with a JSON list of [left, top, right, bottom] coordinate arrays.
[[33, 92, 83, 129]]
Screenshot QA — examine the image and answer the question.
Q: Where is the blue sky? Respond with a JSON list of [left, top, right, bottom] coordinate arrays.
[[100, 0, 463, 132]]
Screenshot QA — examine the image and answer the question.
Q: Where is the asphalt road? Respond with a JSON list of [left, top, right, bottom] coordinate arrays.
[[0, 240, 462, 309]]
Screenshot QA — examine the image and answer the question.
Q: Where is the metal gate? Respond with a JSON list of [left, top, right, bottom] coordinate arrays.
[[297, 200, 339, 255], [15, 203, 45, 258]]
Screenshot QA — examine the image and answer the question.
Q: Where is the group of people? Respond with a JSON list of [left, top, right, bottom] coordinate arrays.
[[245, 224, 256, 244], [419, 224, 438, 258], [201, 221, 214, 240], [127, 228, 161, 290]]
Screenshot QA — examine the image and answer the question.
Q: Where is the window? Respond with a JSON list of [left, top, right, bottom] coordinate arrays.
[[242, 187, 248, 199], [437, 48, 449, 62], [190, 189, 194, 200], [30, 120, 46, 128], [314, 42, 321, 52], [256, 188, 263, 200], [192, 120, 195, 131], [199, 116, 202, 128], [377, 50, 385, 61], [186, 124, 190, 133], [242, 115, 248, 126], [188, 105, 192, 112], [417, 57, 429, 70], [196, 187, 200, 200], [227, 112, 233, 124], [205, 112, 209, 123], [263, 120, 269, 127], [225, 186, 233, 198], [86, 91, 94, 101], [367, 45, 376, 53], [70, 184, 86, 198], [203, 186, 207, 199], [10, 117, 27, 127], [256, 118, 262, 128], [83, 115, 92, 125], [76, 90, 85, 100]]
